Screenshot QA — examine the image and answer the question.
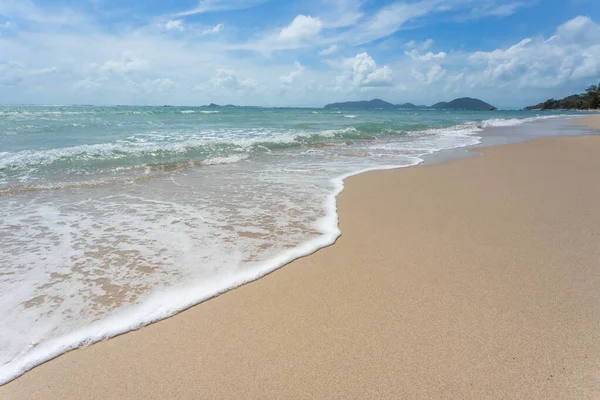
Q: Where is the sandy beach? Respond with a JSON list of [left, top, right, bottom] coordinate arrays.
[[2, 115, 600, 399]]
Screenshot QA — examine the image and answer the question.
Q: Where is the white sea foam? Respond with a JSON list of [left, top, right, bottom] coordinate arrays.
[[0, 126, 371, 174], [480, 114, 574, 128], [343, 114, 357, 118], [203, 154, 249, 165], [0, 151, 426, 385]]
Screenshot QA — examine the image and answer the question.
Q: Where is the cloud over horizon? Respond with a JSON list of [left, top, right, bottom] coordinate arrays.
[[0, 0, 599, 107]]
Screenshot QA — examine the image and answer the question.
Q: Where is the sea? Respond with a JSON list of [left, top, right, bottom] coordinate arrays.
[[0, 105, 594, 383]]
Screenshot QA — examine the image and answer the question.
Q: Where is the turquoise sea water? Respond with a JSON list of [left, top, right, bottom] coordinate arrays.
[[0, 105, 585, 383]]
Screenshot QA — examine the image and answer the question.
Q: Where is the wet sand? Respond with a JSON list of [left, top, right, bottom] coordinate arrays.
[[573, 114, 600, 130], [2, 116, 600, 399]]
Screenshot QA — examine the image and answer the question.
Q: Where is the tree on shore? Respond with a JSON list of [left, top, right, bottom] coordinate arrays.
[[524, 80, 600, 110], [586, 84, 600, 109]]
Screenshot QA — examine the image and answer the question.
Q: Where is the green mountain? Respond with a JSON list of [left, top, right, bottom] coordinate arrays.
[[430, 97, 496, 110], [524, 83, 600, 110], [324, 97, 496, 110], [324, 99, 397, 109], [397, 103, 419, 109]]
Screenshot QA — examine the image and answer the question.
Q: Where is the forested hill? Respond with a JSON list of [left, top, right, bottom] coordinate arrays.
[[324, 97, 496, 110], [430, 97, 496, 110], [524, 83, 600, 110]]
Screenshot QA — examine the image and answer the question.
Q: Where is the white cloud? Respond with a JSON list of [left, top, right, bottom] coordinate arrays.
[[412, 65, 447, 84], [320, 0, 364, 28], [556, 15, 600, 43], [406, 49, 447, 61], [364, 65, 393, 86], [233, 15, 324, 52], [231, 0, 533, 54], [0, 0, 89, 27], [202, 23, 224, 35], [278, 15, 323, 43], [280, 61, 305, 84], [340, 0, 530, 46], [420, 39, 434, 50], [164, 20, 184, 31], [405, 39, 434, 51], [347, 0, 438, 45], [206, 69, 259, 93], [465, 1, 529, 19], [466, 16, 600, 89], [335, 53, 393, 90], [1, 0, 598, 109], [97, 53, 149, 75], [172, 0, 269, 17], [485, 2, 526, 17], [319, 44, 339, 55], [0, 61, 57, 86]]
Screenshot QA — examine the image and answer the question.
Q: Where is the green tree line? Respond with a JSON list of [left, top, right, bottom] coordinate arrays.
[[524, 82, 600, 110]]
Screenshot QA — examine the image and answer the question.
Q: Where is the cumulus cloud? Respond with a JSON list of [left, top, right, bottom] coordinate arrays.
[[556, 15, 600, 43], [278, 15, 322, 43], [280, 61, 305, 84], [205, 68, 259, 93], [1, 0, 599, 109], [466, 16, 600, 89], [406, 49, 447, 61], [335, 53, 393, 91], [412, 65, 447, 84]]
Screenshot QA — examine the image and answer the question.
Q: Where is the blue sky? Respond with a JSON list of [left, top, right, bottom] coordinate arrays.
[[0, 0, 599, 108]]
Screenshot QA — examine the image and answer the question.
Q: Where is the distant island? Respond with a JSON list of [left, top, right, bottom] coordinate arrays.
[[524, 82, 600, 110], [324, 97, 496, 111]]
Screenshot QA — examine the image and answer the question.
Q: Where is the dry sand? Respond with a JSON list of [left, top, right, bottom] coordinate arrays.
[[2, 117, 600, 399]]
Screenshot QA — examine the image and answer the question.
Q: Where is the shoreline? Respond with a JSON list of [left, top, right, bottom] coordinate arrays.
[[0, 113, 566, 384], [1, 115, 600, 398]]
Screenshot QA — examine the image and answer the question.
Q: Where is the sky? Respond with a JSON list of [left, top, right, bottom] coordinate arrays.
[[0, 0, 599, 108]]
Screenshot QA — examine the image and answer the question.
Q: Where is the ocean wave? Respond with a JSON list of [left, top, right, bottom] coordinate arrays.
[[0, 127, 383, 174], [0, 114, 576, 184], [479, 114, 573, 128]]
